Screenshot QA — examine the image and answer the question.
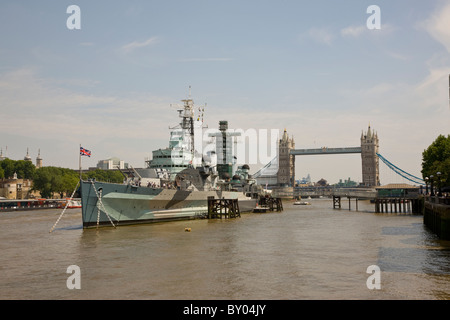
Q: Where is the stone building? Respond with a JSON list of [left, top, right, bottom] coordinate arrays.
[[0, 174, 35, 199], [360, 125, 380, 187], [24, 148, 32, 162], [36, 149, 43, 168], [0, 148, 43, 199], [277, 129, 295, 187]]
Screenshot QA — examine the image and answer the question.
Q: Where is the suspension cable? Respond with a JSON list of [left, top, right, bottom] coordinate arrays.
[[377, 153, 425, 185]]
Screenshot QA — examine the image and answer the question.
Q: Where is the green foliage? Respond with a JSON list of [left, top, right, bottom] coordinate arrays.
[[82, 169, 124, 183], [14, 160, 36, 179], [32, 167, 79, 199], [0, 160, 125, 198], [0, 158, 36, 179], [0, 158, 15, 178], [421, 134, 450, 187]]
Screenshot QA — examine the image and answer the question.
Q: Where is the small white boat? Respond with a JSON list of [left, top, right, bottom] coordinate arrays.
[[294, 201, 311, 205], [60, 198, 82, 209]]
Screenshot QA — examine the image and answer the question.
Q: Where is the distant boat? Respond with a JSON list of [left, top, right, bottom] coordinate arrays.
[[60, 198, 82, 209], [253, 206, 270, 213], [294, 201, 311, 205]]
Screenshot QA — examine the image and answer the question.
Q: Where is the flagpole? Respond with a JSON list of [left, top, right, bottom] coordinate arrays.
[[79, 144, 82, 180]]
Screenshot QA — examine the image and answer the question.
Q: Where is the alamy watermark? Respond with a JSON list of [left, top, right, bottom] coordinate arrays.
[[367, 5, 381, 30], [366, 265, 381, 290], [66, 265, 81, 289], [65, 263, 380, 291], [66, 5, 81, 30], [67, 5, 381, 31], [193, 126, 280, 167]]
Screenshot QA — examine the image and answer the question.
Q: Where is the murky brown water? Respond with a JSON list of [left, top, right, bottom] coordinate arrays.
[[0, 199, 449, 300]]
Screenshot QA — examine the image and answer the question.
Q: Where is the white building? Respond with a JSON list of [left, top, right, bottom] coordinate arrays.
[[96, 157, 127, 170]]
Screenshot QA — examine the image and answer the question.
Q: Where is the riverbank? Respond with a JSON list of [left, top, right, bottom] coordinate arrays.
[[424, 198, 450, 240]]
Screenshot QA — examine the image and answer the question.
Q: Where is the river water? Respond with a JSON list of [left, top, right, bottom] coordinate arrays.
[[0, 199, 449, 300]]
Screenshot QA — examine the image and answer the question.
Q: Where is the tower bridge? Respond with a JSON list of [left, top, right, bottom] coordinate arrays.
[[254, 125, 381, 187]]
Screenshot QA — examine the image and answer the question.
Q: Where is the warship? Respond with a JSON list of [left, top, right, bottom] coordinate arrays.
[[80, 93, 261, 228]]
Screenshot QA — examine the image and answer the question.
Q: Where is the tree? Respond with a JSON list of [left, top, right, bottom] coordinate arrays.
[[32, 167, 79, 198], [82, 169, 123, 183], [61, 172, 79, 196], [32, 166, 125, 198], [421, 134, 450, 187], [0, 158, 16, 179], [14, 160, 36, 179], [0, 159, 36, 179], [32, 167, 61, 198]]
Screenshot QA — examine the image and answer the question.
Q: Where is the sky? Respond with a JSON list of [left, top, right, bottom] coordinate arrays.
[[0, 0, 449, 184]]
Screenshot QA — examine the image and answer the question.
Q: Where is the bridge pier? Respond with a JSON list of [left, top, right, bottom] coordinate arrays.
[[374, 198, 419, 214], [332, 196, 359, 211]]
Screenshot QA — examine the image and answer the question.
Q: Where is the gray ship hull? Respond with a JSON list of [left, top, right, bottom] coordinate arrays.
[[80, 180, 257, 228]]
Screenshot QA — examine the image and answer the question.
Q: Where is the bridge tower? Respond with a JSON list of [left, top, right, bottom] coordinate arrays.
[[360, 125, 380, 187], [277, 129, 295, 186]]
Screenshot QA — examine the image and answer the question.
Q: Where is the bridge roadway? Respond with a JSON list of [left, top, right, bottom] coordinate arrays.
[[293, 186, 377, 199], [290, 147, 362, 156]]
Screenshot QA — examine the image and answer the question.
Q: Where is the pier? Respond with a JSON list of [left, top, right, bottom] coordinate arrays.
[[253, 196, 283, 213], [374, 198, 422, 214], [373, 184, 422, 214], [207, 197, 240, 219], [332, 195, 366, 211], [0, 199, 64, 211]]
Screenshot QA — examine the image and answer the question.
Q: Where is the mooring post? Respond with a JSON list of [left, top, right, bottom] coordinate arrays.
[[333, 196, 341, 209]]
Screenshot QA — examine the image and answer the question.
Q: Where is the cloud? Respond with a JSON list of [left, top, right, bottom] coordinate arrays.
[[340, 25, 366, 38], [0, 67, 179, 168], [422, 2, 450, 53], [0, 67, 171, 143], [415, 66, 450, 111], [384, 51, 410, 61], [340, 23, 396, 38], [300, 27, 334, 45], [178, 58, 233, 62], [121, 36, 159, 53]]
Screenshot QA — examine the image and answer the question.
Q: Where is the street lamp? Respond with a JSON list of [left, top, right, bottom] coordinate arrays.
[[430, 175, 435, 196], [437, 172, 442, 197], [425, 177, 429, 195]]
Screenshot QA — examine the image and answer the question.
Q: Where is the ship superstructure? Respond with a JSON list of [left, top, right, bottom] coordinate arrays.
[[145, 94, 210, 180]]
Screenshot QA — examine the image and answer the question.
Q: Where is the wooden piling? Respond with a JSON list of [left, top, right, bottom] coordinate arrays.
[[374, 197, 422, 214], [333, 196, 341, 209], [207, 196, 240, 219], [255, 196, 283, 213]]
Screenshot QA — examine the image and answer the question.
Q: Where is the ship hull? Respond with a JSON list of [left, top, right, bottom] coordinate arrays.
[[80, 180, 257, 228]]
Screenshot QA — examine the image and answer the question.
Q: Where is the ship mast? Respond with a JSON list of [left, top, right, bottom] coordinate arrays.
[[180, 95, 195, 159]]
